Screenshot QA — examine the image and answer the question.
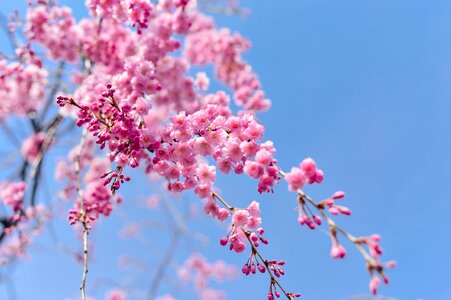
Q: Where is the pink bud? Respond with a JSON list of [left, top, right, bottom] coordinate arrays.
[[242, 265, 249, 275], [313, 215, 322, 225], [371, 234, 381, 241], [385, 260, 397, 268], [369, 275, 380, 294], [329, 207, 339, 215], [332, 191, 345, 199], [337, 206, 351, 215], [219, 237, 228, 246], [330, 244, 347, 259], [250, 265, 256, 274], [306, 219, 315, 230]]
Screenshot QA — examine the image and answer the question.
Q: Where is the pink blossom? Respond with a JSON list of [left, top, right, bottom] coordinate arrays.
[[231, 209, 249, 226], [285, 167, 305, 191], [247, 201, 261, 217], [105, 289, 127, 300], [21, 132, 45, 163]]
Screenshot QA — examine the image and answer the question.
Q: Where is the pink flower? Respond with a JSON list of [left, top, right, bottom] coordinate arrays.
[[197, 164, 216, 184], [369, 275, 380, 295], [300, 157, 317, 177], [21, 132, 45, 163], [243, 161, 263, 179], [232, 209, 250, 227], [247, 201, 261, 217], [105, 289, 127, 300], [195, 72, 210, 90], [285, 167, 305, 191]]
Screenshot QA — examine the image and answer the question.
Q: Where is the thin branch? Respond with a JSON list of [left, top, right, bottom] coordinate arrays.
[[28, 115, 63, 206], [40, 61, 66, 123], [146, 230, 181, 300]]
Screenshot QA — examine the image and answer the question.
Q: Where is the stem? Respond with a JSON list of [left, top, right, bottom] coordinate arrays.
[[74, 129, 89, 300], [212, 191, 234, 212], [81, 223, 89, 300]]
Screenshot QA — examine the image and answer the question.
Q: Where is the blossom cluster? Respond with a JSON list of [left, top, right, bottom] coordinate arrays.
[[0, 59, 47, 120], [0, 0, 396, 298], [0, 182, 49, 264], [178, 253, 238, 300]]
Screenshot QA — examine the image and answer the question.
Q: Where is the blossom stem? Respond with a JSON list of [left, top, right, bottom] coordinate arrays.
[[241, 227, 294, 299], [279, 169, 376, 266]]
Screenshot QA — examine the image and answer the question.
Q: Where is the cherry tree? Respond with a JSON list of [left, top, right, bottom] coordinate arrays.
[[0, 0, 395, 299]]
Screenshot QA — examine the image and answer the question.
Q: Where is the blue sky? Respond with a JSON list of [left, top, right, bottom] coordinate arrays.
[[0, 1, 449, 300]]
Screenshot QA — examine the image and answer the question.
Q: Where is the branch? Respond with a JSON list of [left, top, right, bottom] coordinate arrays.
[[278, 170, 375, 265]]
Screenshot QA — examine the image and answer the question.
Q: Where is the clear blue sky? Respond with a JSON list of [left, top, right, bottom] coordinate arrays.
[[0, 1, 449, 300]]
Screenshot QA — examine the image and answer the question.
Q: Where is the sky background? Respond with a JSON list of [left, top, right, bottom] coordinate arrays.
[[0, 1, 450, 300]]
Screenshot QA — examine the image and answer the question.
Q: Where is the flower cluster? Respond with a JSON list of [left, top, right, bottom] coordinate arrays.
[[0, 59, 47, 120], [178, 253, 237, 300], [0, 182, 49, 265], [185, 23, 271, 111], [0, 0, 397, 298], [21, 132, 45, 163], [282, 161, 395, 296], [218, 201, 263, 253], [25, 4, 80, 62], [284, 157, 324, 191], [0, 181, 26, 213], [59, 80, 279, 202]]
